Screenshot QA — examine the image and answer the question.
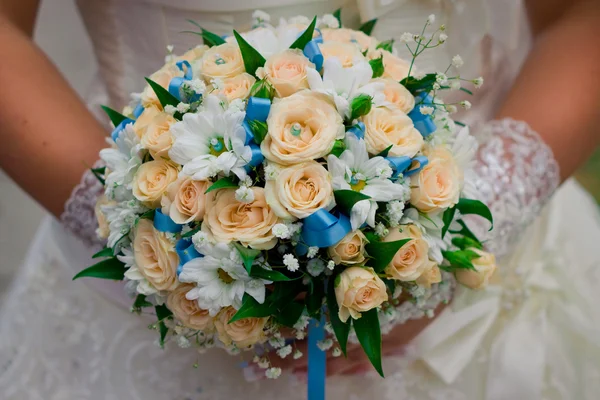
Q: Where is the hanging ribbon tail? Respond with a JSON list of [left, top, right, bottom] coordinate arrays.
[[303, 40, 324, 72], [176, 60, 194, 80], [307, 315, 326, 400], [111, 119, 135, 141], [246, 97, 271, 122], [153, 209, 183, 233], [244, 144, 265, 171], [409, 93, 437, 137], [298, 209, 352, 255], [347, 122, 365, 139], [404, 155, 429, 177], [133, 103, 144, 118], [175, 238, 203, 275], [385, 156, 412, 179]]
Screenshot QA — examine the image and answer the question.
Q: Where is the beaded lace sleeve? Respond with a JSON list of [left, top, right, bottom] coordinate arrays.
[[59, 161, 106, 247], [468, 118, 560, 257]]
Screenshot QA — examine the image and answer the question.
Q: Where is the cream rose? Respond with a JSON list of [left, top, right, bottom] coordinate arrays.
[[383, 224, 437, 281], [133, 105, 161, 138], [256, 49, 314, 97], [141, 65, 184, 108], [161, 176, 209, 224], [264, 161, 334, 220], [140, 112, 176, 159], [363, 106, 423, 157], [133, 219, 179, 291], [416, 265, 442, 289], [368, 49, 411, 81], [132, 160, 179, 208], [95, 195, 115, 239], [167, 284, 214, 331], [200, 43, 245, 81], [374, 78, 415, 114], [328, 230, 368, 265], [214, 73, 256, 102], [319, 41, 365, 68], [410, 146, 462, 213], [177, 45, 209, 63], [213, 306, 268, 348], [203, 187, 281, 250], [334, 267, 388, 323], [321, 28, 378, 52], [261, 91, 344, 165], [455, 248, 497, 290]]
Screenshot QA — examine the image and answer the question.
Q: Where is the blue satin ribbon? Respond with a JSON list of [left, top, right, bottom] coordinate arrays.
[[169, 60, 200, 102], [246, 97, 271, 122], [346, 122, 365, 139], [111, 118, 135, 141], [175, 238, 203, 275], [176, 60, 193, 80], [385, 155, 429, 178], [242, 121, 255, 145], [307, 315, 326, 400], [244, 144, 265, 171], [153, 209, 183, 233], [298, 209, 352, 255], [404, 155, 429, 177], [303, 40, 324, 71], [408, 94, 437, 137], [133, 103, 144, 118]]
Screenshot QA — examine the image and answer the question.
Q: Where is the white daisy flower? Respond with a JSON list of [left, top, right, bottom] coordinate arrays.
[[101, 199, 147, 250], [169, 95, 252, 181], [178, 242, 271, 315], [327, 135, 407, 229]]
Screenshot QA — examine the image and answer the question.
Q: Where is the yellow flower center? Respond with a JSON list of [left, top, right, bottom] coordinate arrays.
[[209, 137, 227, 156], [217, 268, 234, 284], [350, 180, 366, 192]]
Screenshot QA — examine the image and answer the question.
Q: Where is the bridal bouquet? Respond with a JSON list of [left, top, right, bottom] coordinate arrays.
[[79, 10, 493, 380]]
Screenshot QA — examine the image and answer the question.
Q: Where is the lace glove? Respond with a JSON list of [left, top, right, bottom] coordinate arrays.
[[60, 161, 106, 247]]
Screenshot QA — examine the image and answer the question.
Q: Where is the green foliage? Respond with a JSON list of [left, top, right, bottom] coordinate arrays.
[[400, 73, 437, 95], [375, 39, 394, 53], [155, 304, 173, 347], [186, 20, 226, 47], [232, 242, 262, 273], [92, 247, 114, 259], [330, 139, 346, 157], [452, 236, 483, 251], [229, 294, 274, 323], [305, 279, 325, 317], [73, 257, 126, 281], [205, 177, 238, 194], [333, 190, 371, 215], [144, 78, 180, 110], [181, 225, 201, 238], [353, 309, 384, 377], [376, 144, 393, 157], [249, 78, 275, 99], [133, 294, 153, 310], [333, 8, 342, 27], [441, 249, 480, 271], [349, 94, 373, 121], [359, 19, 377, 36], [450, 219, 481, 244], [289, 16, 317, 50], [369, 55, 384, 78], [248, 120, 268, 144], [101, 105, 129, 126], [441, 206, 456, 238], [326, 277, 350, 355], [90, 166, 106, 185], [455, 198, 493, 229], [275, 301, 305, 327], [250, 265, 295, 282], [365, 238, 412, 273], [233, 30, 266, 77]]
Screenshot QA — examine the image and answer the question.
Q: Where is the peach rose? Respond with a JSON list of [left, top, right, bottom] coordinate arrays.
[[214, 73, 256, 102], [161, 176, 209, 224], [132, 160, 179, 208], [455, 248, 497, 290], [133, 219, 179, 291], [328, 230, 368, 265], [213, 306, 268, 348], [374, 78, 415, 114], [319, 41, 365, 68], [177, 45, 209, 63], [140, 112, 176, 159], [264, 161, 334, 220], [410, 146, 462, 213], [202, 187, 281, 250], [363, 106, 423, 157], [261, 91, 344, 165], [133, 105, 161, 138], [256, 49, 314, 97], [383, 225, 436, 281], [141, 64, 184, 108], [167, 284, 214, 331], [416, 265, 442, 289], [334, 266, 388, 323], [321, 28, 378, 51], [200, 43, 245, 81], [95, 195, 115, 239], [368, 49, 411, 81]]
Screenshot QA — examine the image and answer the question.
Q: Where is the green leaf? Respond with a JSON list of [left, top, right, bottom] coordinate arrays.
[[155, 304, 173, 347], [375, 39, 394, 53], [333, 8, 342, 28], [90, 166, 106, 185], [375, 144, 393, 158], [359, 19, 377, 36], [449, 219, 481, 244], [333, 190, 371, 215], [249, 120, 268, 144], [136, 209, 155, 225], [101, 105, 129, 126], [92, 247, 114, 259], [455, 121, 466, 127], [353, 308, 384, 377], [181, 225, 201, 238], [229, 294, 274, 323], [455, 198, 493, 229], [441, 249, 480, 271], [144, 77, 180, 109], [233, 30, 266, 77], [441, 206, 456, 238], [365, 238, 412, 273], [289, 16, 317, 50], [306, 279, 325, 317], [460, 87, 474, 95], [186, 20, 226, 47], [400, 73, 437, 95], [330, 139, 346, 157], [275, 301, 305, 327], [326, 276, 351, 355], [249, 78, 275, 99], [349, 93, 373, 121], [369, 55, 384, 78], [364, 231, 380, 244], [205, 176, 238, 194], [73, 257, 126, 281], [250, 265, 295, 281], [133, 294, 153, 309], [232, 242, 262, 273], [451, 236, 483, 250]]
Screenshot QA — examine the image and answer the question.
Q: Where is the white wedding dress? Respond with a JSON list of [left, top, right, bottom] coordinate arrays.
[[2, 1, 600, 399]]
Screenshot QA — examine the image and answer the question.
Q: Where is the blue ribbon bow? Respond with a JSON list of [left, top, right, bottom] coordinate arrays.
[[245, 97, 271, 122], [346, 122, 365, 139], [408, 94, 437, 137], [168, 60, 201, 102], [175, 238, 203, 275], [111, 118, 135, 141], [153, 209, 183, 233], [245, 144, 265, 172], [303, 39, 324, 72], [297, 209, 352, 255], [386, 155, 429, 178]]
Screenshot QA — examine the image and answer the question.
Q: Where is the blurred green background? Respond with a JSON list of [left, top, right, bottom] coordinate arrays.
[[576, 148, 600, 203]]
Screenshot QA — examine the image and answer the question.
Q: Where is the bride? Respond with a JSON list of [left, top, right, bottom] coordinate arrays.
[[1, 0, 599, 399]]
